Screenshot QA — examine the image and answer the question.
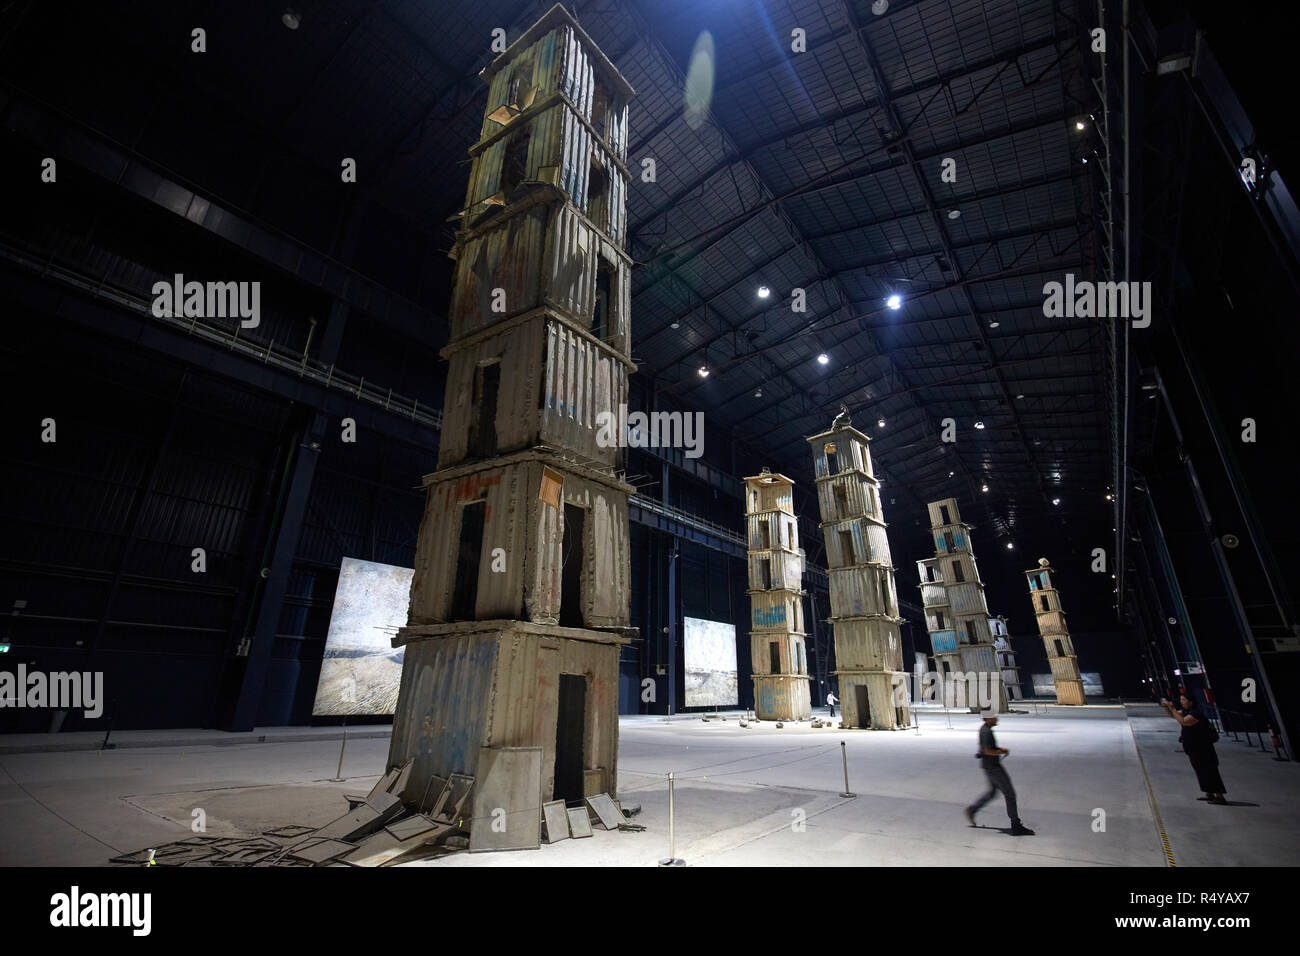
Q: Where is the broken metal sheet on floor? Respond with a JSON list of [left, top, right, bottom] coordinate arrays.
[[366, 766, 402, 802], [344, 821, 451, 867], [542, 799, 569, 844], [262, 825, 316, 839], [384, 813, 442, 841], [567, 806, 593, 838], [288, 838, 358, 865], [391, 759, 414, 801], [585, 793, 622, 830], [432, 773, 474, 826], [469, 746, 542, 852], [313, 792, 404, 842], [413, 773, 448, 812]]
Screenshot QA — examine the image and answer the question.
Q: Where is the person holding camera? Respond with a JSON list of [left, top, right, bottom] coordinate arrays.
[[1162, 689, 1227, 805]]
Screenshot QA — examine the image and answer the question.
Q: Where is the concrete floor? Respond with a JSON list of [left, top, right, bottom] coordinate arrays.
[[0, 704, 1295, 866]]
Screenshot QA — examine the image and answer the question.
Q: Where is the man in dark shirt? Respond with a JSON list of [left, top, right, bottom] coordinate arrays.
[[965, 712, 1035, 835]]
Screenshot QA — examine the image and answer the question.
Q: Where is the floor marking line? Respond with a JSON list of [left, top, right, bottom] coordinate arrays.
[[1128, 721, 1177, 867]]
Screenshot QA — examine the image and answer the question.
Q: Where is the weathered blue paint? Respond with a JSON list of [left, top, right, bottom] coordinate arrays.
[[753, 606, 787, 627], [931, 630, 958, 653]]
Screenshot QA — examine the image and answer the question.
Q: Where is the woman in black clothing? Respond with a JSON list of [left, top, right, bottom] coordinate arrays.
[[1161, 689, 1227, 804]]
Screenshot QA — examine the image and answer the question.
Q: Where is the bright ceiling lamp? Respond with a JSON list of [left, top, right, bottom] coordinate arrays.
[[886, 294, 902, 310], [981, 483, 989, 493], [757, 285, 771, 298], [282, 8, 301, 29], [877, 418, 885, 428], [1005, 542, 1014, 550], [1052, 497, 1061, 506], [946, 208, 961, 219], [697, 365, 709, 378], [817, 352, 830, 365], [974, 421, 985, 429]]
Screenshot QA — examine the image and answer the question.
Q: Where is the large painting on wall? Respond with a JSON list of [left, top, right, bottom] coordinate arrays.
[[684, 617, 738, 708], [311, 557, 412, 717]]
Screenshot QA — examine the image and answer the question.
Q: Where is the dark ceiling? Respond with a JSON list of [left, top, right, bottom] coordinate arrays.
[[1, 0, 1111, 561]]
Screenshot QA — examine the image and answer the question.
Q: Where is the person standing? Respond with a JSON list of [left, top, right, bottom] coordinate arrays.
[[965, 711, 1034, 835], [826, 690, 838, 718], [1162, 690, 1227, 804]]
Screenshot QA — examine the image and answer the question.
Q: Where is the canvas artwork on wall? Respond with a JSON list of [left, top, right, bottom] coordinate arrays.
[[312, 557, 412, 716], [684, 616, 738, 707]]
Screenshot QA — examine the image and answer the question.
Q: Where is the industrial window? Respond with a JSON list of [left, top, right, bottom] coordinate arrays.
[[559, 504, 586, 628], [824, 443, 838, 474], [1054, 639, 1066, 657], [759, 520, 771, 550], [833, 483, 848, 516], [951, 560, 964, 583], [592, 259, 613, 340], [939, 504, 950, 525], [501, 130, 531, 196], [944, 531, 955, 551], [867, 486, 876, 514], [759, 557, 771, 590], [468, 361, 500, 458], [591, 88, 609, 139], [926, 565, 936, 582], [795, 641, 804, 675], [936, 611, 945, 629], [1040, 595, 1049, 612], [586, 161, 609, 216], [966, 621, 977, 644], [451, 500, 486, 620], [839, 529, 856, 566], [769, 641, 781, 674]]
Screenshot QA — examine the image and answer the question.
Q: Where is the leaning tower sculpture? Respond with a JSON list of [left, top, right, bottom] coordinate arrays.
[[1025, 559, 1085, 705], [807, 414, 909, 729]]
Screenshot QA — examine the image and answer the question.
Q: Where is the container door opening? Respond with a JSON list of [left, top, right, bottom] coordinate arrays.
[[554, 674, 587, 805], [560, 504, 585, 628], [450, 500, 486, 620]]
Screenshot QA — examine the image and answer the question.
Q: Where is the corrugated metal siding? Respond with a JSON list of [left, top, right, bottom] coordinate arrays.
[[388, 632, 498, 792], [540, 317, 627, 466], [439, 316, 545, 468]]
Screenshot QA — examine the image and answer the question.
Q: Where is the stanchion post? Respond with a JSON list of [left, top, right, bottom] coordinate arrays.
[[839, 740, 856, 798], [658, 772, 686, 866]]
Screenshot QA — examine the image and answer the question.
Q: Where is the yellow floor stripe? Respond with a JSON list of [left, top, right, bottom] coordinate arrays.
[[1129, 722, 1177, 867]]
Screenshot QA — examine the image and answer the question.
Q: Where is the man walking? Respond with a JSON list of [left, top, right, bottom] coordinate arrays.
[[965, 711, 1034, 835], [826, 690, 838, 718]]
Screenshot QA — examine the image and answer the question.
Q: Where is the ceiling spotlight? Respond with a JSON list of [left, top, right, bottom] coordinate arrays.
[[988, 320, 1000, 328], [754, 388, 763, 398], [1005, 542, 1014, 550], [1015, 393, 1025, 400], [947, 208, 961, 220], [1081, 156, 1089, 164], [877, 418, 886, 429], [757, 286, 771, 298], [974, 421, 985, 430], [948, 471, 955, 478], [1052, 497, 1061, 506], [871, 0, 889, 15], [282, 8, 301, 29], [981, 483, 989, 493], [886, 294, 902, 310], [670, 321, 680, 329], [1075, 119, 1086, 131], [1105, 493, 1114, 501], [817, 352, 830, 365], [697, 365, 709, 378]]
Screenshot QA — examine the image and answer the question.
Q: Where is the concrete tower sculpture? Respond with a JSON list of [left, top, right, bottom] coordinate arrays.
[[917, 498, 1006, 712], [744, 470, 811, 720], [807, 414, 909, 729], [387, 5, 637, 808], [1025, 559, 1085, 705]]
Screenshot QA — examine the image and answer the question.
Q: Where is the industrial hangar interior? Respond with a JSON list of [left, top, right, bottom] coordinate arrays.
[[1, 0, 1297, 877]]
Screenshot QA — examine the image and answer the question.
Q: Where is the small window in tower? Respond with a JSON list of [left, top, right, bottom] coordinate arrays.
[[936, 611, 945, 630], [939, 504, 951, 525], [592, 88, 609, 139], [824, 443, 839, 475], [1040, 595, 1049, 612], [839, 529, 856, 566], [951, 560, 965, 583], [944, 531, 955, 552], [759, 520, 771, 550], [592, 259, 614, 341], [586, 161, 609, 215], [501, 130, 532, 197], [926, 565, 936, 582], [759, 557, 772, 589], [1054, 639, 1065, 657], [833, 483, 848, 516]]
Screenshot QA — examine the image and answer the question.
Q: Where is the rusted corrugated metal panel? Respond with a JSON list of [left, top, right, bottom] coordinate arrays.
[[388, 631, 499, 788], [948, 579, 988, 616]]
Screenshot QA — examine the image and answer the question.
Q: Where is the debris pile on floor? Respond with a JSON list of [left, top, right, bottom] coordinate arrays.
[[111, 758, 645, 866]]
